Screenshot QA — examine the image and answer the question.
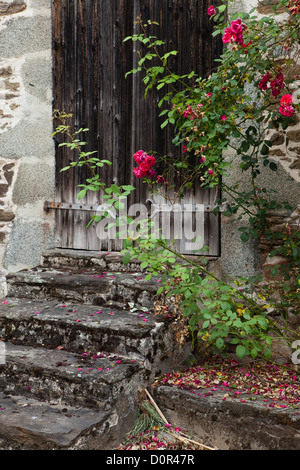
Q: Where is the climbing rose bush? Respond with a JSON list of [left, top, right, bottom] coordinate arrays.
[[130, 0, 300, 195]]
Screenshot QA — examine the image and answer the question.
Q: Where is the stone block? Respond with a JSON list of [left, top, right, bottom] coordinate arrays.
[[287, 130, 300, 143], [0, 185, 8, 198], [0, 209, 14, 222], [0, 1, 26, 16], [270, 132, 285, 146], [12, 159, 55, 206], [2, 219, 54, 272], [0, 16, 51, 59]]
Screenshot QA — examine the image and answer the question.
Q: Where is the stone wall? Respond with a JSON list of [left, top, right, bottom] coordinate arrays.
[[0, 0, 55, 288]]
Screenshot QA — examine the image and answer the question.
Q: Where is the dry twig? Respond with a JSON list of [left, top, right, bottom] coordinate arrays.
[[144, 388, 217, 451]]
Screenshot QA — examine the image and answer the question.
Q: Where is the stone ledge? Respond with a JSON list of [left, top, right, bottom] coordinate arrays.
[[152, 385, 300, 450]]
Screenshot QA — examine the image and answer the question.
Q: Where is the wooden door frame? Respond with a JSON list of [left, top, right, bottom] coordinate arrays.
[[49, 0, 223, 255]]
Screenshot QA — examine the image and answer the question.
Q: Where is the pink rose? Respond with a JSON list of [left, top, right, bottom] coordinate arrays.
[[139, 162, 152, 175], [133, 150, 146, 164], [133, 167, 144, 179], [270, 72, 284, 96], [133, 151, 156, 179], [279, 95, 295, 116], [144, 154, 156, 167], [156, 175, 165, 184], [183, 105, 193, 117], [230, 19, 244, 35], [208, 5, 216, 16], [222, 28, 232, 43], [222, 19, 245, 46], [279, 105, 295, 117], [258, 72, 270, 91], [280, 94, 293, 106]]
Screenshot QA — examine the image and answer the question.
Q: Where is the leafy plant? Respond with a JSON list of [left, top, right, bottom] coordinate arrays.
[[53, 0, 300, 361], [121, 0, 300, 359], [51, 110, 135, 232]]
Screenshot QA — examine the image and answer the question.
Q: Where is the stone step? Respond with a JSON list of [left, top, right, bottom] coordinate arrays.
[[0, 251, 189, 450], [41, 248, 143, 273], [0, 298, 175, 374], [6, 266, 159, 310], [0, 342, 141, 411], [0, 337, 147, 449], [0, 392, 118, 450]]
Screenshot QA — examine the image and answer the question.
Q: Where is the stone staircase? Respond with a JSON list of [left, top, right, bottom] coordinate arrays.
[[0, 249, 181, 450]]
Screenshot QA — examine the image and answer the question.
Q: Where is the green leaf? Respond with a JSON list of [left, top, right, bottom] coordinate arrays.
[[250, 348, 258, 359], [218, 4, 226, 12], [121, 185, 135, 192], [77, 189, 87, 200], [257, 316, 268, 330], [240, 232, 249, 243], [264, 348, 272, 359], [110, 184, 121, 194], [236, 344, 247, 358], [260, 144, 269, 156], [123, 252, 131, 265]]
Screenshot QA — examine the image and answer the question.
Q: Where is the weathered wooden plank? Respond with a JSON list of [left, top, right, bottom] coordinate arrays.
[[53, 0, 78, 248]]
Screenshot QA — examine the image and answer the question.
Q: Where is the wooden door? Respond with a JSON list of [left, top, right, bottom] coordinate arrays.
[[50, 0, 222, 255]]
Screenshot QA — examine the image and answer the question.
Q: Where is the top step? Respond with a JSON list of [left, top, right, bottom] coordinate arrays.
[[41, 249, 143, 273]]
